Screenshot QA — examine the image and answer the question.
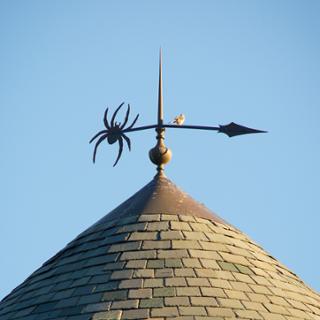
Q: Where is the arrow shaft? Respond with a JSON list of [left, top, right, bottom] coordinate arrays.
[[164, 124, 220, 131], [123, 124, 220, 133], [123, 124, 158, 133], [123, 123, 266, 137]]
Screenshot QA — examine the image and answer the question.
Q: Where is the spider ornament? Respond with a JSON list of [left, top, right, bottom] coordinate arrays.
[[90, 102, 139, 166]]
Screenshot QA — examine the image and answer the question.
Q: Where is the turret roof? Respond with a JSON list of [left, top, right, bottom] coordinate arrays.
[[1, 175, 319, 320]]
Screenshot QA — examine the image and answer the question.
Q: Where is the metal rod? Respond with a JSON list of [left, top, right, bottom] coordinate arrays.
[[123, 124, 221, 133], [163, 124, 220, 131], [158, 49, 163, 128], [123, 124, 158, 133]]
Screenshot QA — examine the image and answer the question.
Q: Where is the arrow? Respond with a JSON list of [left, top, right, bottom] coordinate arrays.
[[218, 122, 267, 137]]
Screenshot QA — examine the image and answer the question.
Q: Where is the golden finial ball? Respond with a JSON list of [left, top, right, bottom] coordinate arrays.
[[149, 145, 172, 166]]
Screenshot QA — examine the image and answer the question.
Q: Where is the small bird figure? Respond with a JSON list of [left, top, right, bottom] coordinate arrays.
[[171, 113, 185, 125]]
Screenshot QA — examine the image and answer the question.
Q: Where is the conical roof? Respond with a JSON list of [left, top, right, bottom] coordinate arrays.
[[1, 174, 319, 320]]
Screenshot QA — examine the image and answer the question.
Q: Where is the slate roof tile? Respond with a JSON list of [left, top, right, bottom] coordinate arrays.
[[1, 175, 320, 319]]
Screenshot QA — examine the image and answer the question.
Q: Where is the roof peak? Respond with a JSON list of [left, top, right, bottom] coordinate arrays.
[[93, 174, 227, 225]]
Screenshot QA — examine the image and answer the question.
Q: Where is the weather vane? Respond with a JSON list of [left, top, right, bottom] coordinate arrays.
[[90, 50, 266, 172]]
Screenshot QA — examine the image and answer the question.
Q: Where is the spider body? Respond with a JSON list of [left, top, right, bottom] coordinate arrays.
[[90, 103, 139, 166], [107, 132, 119, 144], [106, 123, 122, 144]]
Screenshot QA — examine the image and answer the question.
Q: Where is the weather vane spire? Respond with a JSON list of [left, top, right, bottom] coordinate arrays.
[[90, 51, 266, 170], [158, 48, 163, 126], [149, 49, 172, 175]]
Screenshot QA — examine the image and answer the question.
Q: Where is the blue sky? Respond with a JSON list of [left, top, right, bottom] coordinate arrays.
[[1, 1, 320, 299]]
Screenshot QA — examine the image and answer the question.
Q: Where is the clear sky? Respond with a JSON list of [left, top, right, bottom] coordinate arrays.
[[1, 1, 320, 299]]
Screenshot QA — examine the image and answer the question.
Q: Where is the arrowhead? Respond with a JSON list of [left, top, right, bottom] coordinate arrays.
[[219, 122, 267, 137]]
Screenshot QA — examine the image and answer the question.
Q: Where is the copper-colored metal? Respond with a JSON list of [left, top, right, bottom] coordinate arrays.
[[158, 48, 163, 127], [102, 173, 228, 225], [149, 128, 172, 174], [148, 49, 172, 174]]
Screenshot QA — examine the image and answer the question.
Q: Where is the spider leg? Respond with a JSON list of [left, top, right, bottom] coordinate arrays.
[[127, 113, 139, 129], [122, 133, 131, 151], [113, 137, 124, 167], [103, 108, 110, 129], [92, 134, 108, 163], [89, 130, 108, 143], [120, 104, 130, 129], [111, 102, 124, 127]]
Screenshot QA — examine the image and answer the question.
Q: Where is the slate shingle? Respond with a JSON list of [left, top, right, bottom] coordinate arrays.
[[1, 175, 319, 320]]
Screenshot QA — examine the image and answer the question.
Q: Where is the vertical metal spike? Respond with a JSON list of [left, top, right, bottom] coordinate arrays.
[[158, 48, 163, 127], [149, 48, 172, 175]]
